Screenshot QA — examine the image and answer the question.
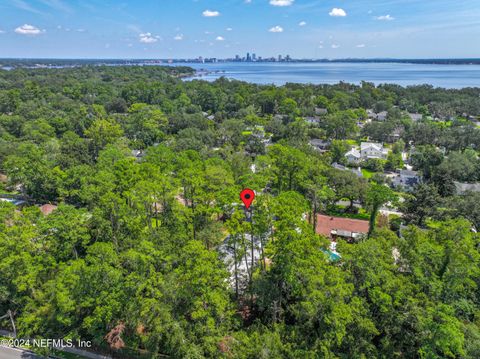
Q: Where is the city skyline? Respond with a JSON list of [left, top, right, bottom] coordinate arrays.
[[0, 0, 479, 59]]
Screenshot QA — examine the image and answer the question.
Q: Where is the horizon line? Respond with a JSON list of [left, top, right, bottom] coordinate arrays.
[[2, 57, 480, 61]]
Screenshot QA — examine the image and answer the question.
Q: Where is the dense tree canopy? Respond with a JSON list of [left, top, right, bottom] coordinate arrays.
[[1, 65, 480, 358]]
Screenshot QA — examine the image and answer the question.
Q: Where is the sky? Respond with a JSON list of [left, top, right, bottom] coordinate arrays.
[[0, 0, 479, 59]]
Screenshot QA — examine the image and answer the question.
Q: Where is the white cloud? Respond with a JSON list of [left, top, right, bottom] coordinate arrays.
[[245, 0, 252, 3], [270, 0, 294, 6], [318, 45, 324, 49], [376, 14, 395, 21], [216, 36, 225, 41], [14, 24, 44, 35], [298, 21, 307, 26], [139, 32, 158, 43], [202, 10, 220, 17], [174, 34, 184, 40], [269, 25, 284, 33], [76, 28, 85, 32], [226, 27, 233, 31], [331, 44, 340, 48], [329, 8, 347, 17], [356, 44, 366, 48]]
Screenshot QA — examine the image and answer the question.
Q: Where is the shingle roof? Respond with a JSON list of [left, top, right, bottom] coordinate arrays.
[[361, 142, 383, 151], [345, 148, 361, 158], [454, 181, 480, 194], [39, 204, 57, 216], [316, 214, 370, 238]]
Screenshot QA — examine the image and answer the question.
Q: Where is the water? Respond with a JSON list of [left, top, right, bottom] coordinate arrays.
[[177, 62, 480, 88]]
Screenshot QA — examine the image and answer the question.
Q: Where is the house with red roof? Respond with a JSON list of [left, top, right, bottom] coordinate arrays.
[[316, 214, 369, 242], [39, 204, 58, 216]]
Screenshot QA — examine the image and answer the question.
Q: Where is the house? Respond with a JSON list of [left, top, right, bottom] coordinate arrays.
[[332, 163, 363, 178], [305, 116, 321, 125], [366, 109, 376, 119], [392, 170, 421, 191], [345, 148, 361, 164], [387, 128, 403, 143], [376, 111, 388, 121], [316, 214, 369, 242], [345, 142, 389, 164], [454, 181, 480, 195], [367, 110, 388, 121], [39, 204, 57, 216], [315, 107, 328, 116], [408, 113, 423, 122], [360, 142, 389, 160], [309, 139, 331, 152], [131, 150, 145, 161]]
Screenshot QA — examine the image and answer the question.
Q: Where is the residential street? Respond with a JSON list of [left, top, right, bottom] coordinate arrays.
[[0, 346, 43, 359]]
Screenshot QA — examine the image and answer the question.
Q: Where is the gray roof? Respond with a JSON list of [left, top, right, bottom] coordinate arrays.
[[305, 116, 320, 124], [315, 107, 328, 115], [332, 162, 347, 170], [361, 142, 384, 151], [454, 181, 480, 194], [399, 170, 419, 177], [310, 139, 330, 147], [409, 113, 423, 121]]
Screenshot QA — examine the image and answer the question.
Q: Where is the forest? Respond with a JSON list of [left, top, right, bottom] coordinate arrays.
[[1, 65, 480, 358]]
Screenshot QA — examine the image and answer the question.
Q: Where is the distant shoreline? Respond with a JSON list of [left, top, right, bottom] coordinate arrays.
[[2, 58, 480, 69]]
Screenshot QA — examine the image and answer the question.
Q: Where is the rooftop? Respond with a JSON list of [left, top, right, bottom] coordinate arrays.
[[316, 214, 370, 238], [39, 204, 58, 216]]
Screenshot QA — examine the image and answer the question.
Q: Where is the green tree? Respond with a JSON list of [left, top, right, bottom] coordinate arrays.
[[365, 184, 397, 237]]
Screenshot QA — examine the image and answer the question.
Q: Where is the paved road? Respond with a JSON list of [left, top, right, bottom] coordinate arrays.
[[0, 346, 43, 359]]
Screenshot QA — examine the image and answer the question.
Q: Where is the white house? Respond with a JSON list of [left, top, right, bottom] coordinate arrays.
[[345, 148, 361, 164], [360, 142, 389, 160], [345, 142, 390, 164]]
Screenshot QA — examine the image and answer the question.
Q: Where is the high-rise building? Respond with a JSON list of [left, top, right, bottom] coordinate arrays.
[[278, 54, 283, 62], [252, 53, 257, 61], [235, 54, 240, 61], [246, 52, 251, 62]]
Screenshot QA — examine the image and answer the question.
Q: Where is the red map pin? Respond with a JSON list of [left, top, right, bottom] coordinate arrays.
[[240, 188, 255, 209]]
